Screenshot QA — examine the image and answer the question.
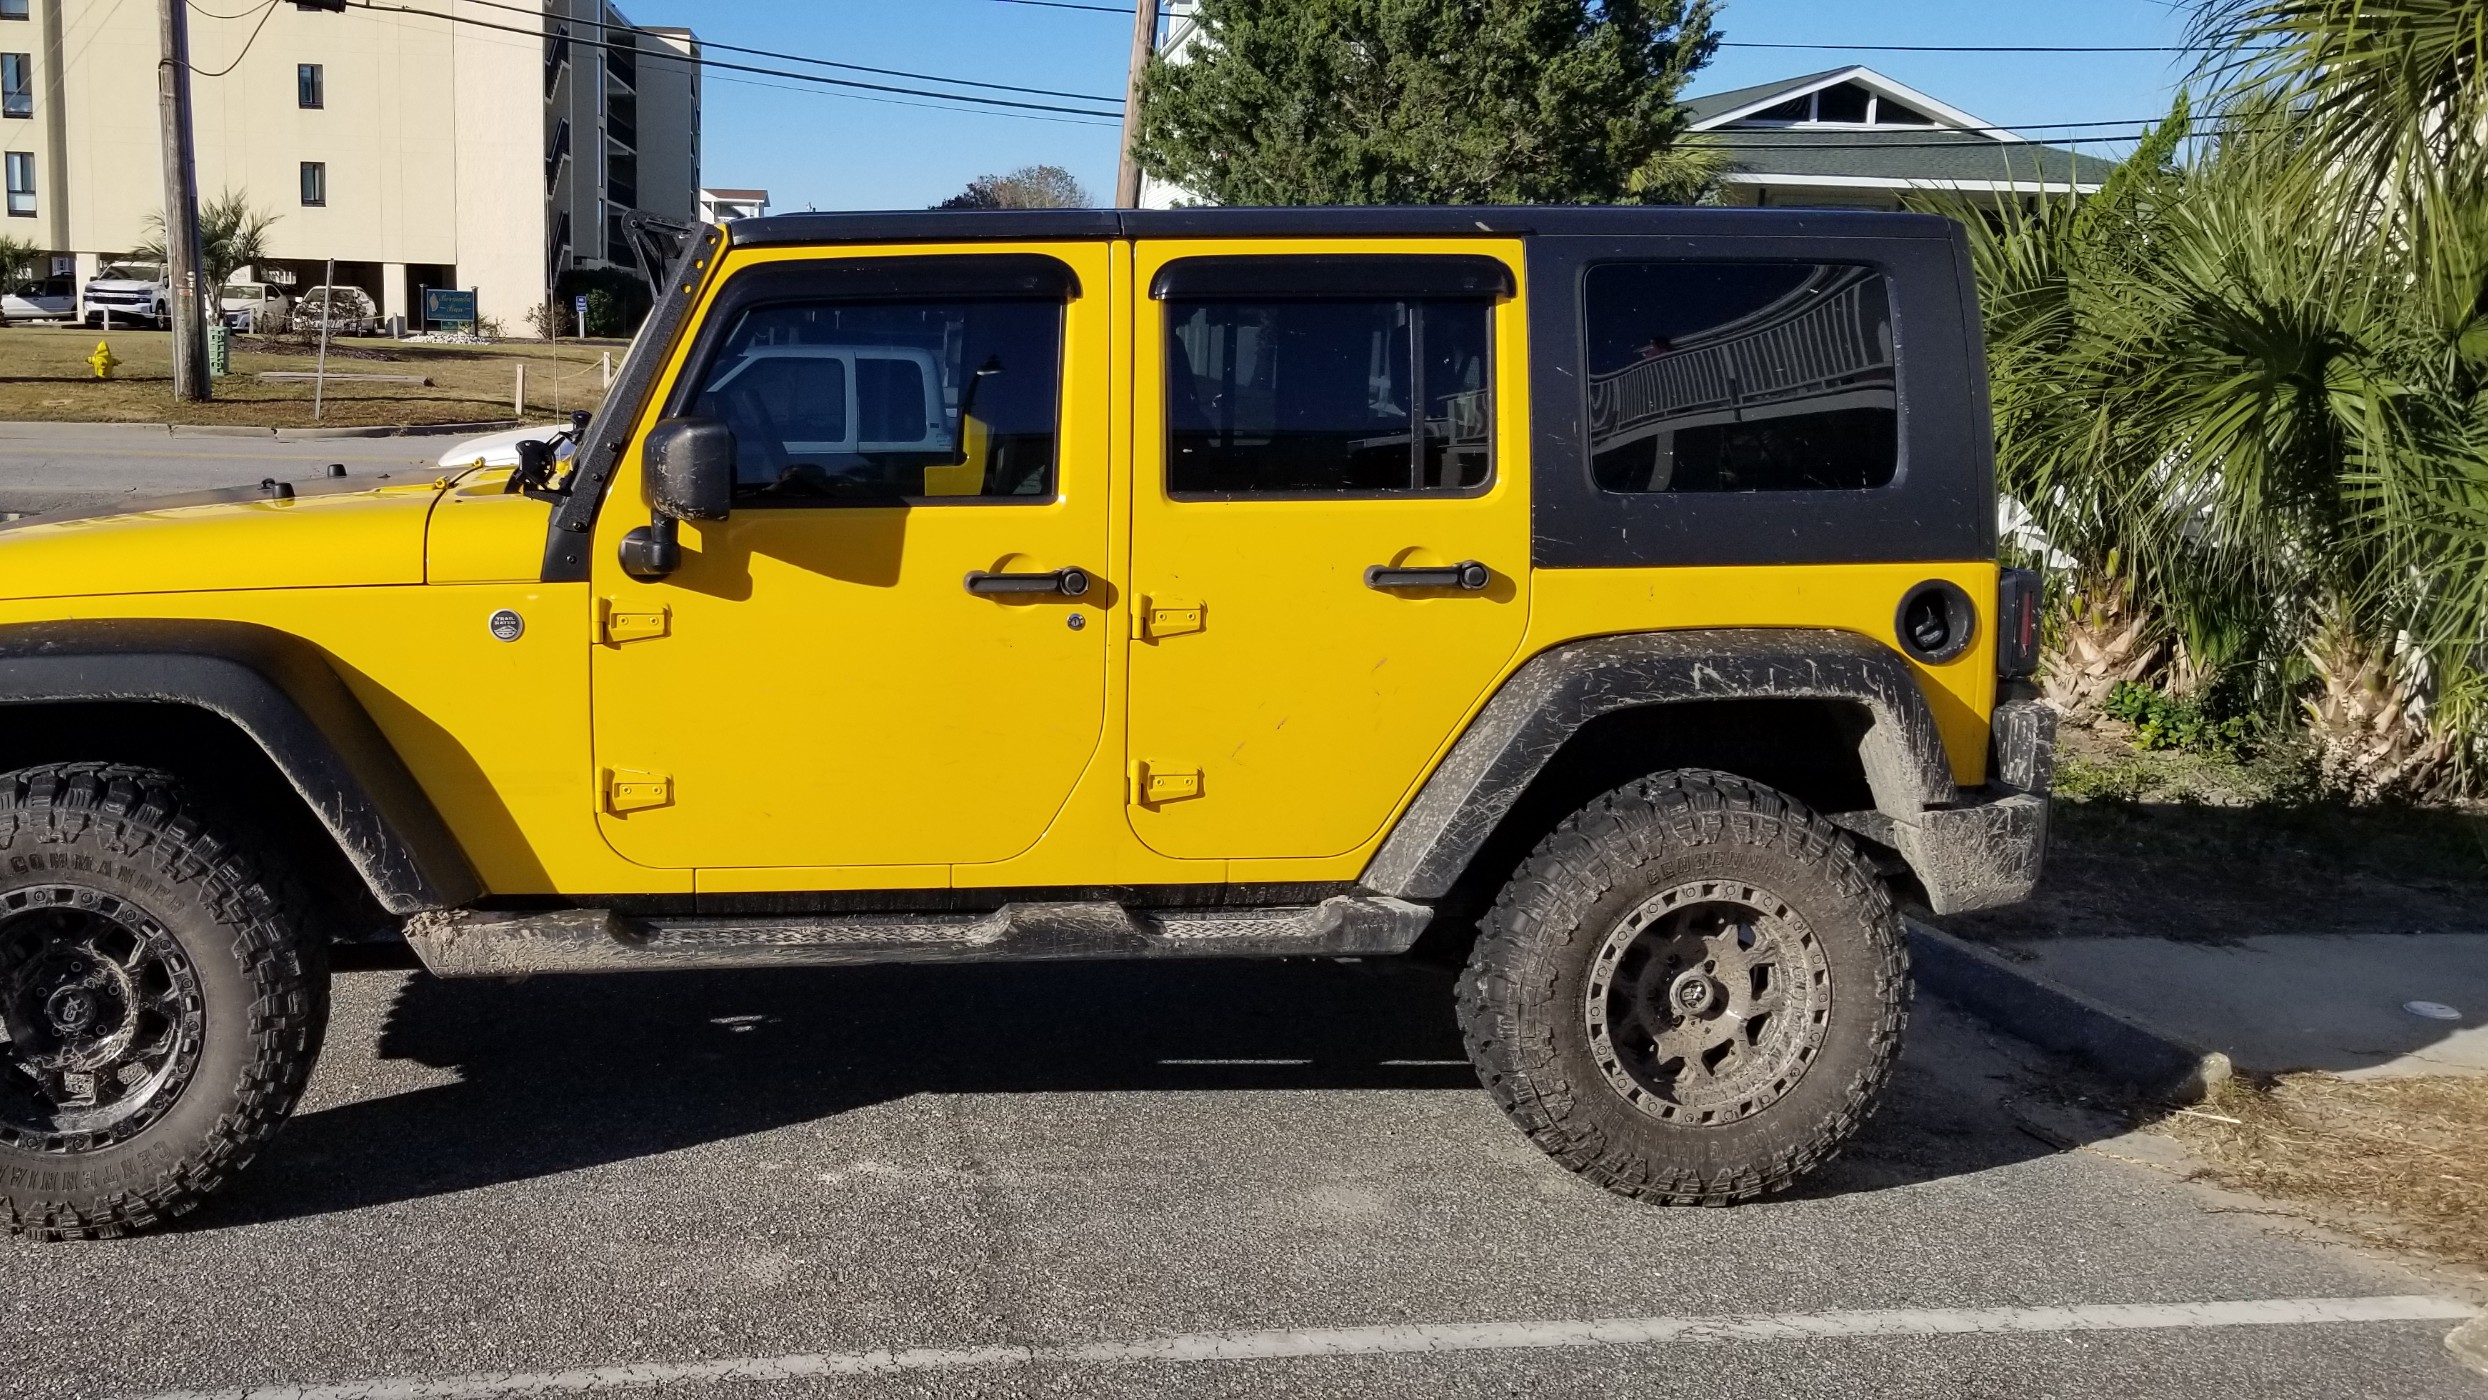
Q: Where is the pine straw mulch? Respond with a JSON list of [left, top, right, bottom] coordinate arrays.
[[2157, 1073, 2488, 1270]]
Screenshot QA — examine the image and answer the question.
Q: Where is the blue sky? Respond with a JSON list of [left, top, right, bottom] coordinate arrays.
[[618, 1, 2199, 212]]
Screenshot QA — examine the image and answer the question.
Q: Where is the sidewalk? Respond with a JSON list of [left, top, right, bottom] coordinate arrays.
[[2008, 933, 2487, 1080]]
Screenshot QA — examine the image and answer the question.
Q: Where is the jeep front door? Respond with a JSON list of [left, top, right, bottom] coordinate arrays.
[[1124, 242, 1532, 862], [590, 245, 1114, 873]]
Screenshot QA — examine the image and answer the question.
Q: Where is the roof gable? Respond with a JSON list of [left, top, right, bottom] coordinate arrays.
[[1686, 65, 2009, 141]]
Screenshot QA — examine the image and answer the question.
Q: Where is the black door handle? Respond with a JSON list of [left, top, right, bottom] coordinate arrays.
[[1365, 561, 1491, 592], [965, 566, 1092, 597]]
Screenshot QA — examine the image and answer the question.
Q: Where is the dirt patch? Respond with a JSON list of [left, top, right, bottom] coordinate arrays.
[[1948, 720, 2488, 945], [2157, 1074, 2488, 1270], [0, 326, 614, 428]]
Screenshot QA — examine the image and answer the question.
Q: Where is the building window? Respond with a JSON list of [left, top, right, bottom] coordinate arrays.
[[0, 2, 27, 21], [299, 161, 325, 206], [5, 151, 32, 216], [1, 53, 29, 118], [297, 63, 323, 109]]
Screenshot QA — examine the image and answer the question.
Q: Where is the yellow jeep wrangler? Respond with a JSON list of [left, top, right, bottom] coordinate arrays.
[[0, 208, 2051, 1237]]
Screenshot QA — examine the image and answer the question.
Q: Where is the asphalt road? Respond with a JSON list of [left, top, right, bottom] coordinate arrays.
[[1, 958, 2479, 1400], [0, 433, 2479, 1398], [0, 424, 490, 519]]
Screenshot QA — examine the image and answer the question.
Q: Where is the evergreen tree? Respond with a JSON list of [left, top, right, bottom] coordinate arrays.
[[1132, 0, 1719, 206]]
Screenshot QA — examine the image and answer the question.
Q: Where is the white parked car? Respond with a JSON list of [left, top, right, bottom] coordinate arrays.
[[83, 261, 168, 327], [0, 277, 76, 324], [220, 281, 293, 333], [295, 284, 378, 337]]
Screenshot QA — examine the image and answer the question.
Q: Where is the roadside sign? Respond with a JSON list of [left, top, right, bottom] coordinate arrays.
[[574, 293, 590, 335], [424, 288, 478, 327]]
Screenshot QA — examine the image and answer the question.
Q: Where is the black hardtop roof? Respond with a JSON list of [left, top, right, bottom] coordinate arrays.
[[723, 204, 1962, 249]]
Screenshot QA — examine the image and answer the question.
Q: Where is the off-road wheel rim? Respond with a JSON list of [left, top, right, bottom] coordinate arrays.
[[0, 886, 206, 1154], [1583, 879, 1831, 1126]]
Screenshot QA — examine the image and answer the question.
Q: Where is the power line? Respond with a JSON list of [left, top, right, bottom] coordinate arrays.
[[1717, 41, 2202, 54], [186, 0, 282, 79], [979, 0, 2205, 50], [452, 0, 1125, 105], [353, 0, 1124, 119], [704, 72, 1121, 130]]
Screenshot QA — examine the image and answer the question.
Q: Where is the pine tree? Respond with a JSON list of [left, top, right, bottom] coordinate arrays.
[[1132, 0, 1719, 206]]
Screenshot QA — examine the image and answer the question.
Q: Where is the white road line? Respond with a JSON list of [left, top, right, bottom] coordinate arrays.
[[126, 1295, 2476, 1400], [1156, 1057, 1310, 1066]]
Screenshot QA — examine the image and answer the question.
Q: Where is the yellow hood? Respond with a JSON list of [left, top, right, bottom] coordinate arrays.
[[0, 477, 453, 601]]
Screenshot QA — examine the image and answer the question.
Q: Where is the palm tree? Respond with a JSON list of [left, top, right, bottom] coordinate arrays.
[[136, 188, 281, 316], [2178, 2, 2488, 793], [1943, 3, 2488, 795], [2190, 0, 2488, 204], [1931, 104, 2201, 722]]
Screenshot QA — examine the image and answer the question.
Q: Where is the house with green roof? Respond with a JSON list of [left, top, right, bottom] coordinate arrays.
[[1685, 66, 2119, 209]]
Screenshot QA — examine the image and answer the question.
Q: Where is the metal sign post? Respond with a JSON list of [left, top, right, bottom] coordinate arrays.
[[313, 257, 334, 422]]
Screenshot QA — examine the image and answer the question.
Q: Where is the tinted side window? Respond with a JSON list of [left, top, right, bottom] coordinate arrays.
[[1585, 263, 1896, 494], [691, 299, 1062, 504], [1166, 299, 1490, 495]]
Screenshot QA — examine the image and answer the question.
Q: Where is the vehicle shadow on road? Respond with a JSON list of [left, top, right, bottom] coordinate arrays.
[[211, 958, 2085, 1229]]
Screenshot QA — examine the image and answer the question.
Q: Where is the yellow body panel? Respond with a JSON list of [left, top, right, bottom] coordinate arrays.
[[0, 482, 444, 599], [0, 581, 678, 895], [587, 241, 1120, 871], [1523, 564, 1998, 787], [0, 234, 2002, 901], [428, 471, 559, 584], [1123, 237, 1535, 861]]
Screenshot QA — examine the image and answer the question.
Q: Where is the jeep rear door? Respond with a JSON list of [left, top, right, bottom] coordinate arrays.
[[588, 243, 1115, 874], [1124, 240, 1533, 862]]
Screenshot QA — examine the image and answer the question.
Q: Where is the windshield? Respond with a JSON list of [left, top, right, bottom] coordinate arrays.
[[97, 264, 160, 282], [223, 284, 268, 300]]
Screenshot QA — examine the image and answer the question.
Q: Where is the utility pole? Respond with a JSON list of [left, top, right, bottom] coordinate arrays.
[[156, 0, 210, 402], [1114, 0, 1162, 209]]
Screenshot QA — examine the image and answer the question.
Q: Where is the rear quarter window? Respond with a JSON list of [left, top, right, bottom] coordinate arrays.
[[1584, 262, 1897, 494]]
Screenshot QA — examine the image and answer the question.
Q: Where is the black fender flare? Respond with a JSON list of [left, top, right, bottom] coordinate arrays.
[[1361, 628, 1962, 900], [0, 620, 483, 914]]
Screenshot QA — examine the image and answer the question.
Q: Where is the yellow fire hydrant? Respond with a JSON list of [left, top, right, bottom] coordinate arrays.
[[88, 341, 119, 380]]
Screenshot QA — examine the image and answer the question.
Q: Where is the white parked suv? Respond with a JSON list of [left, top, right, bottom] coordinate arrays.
[[82, 261, 168, 327]]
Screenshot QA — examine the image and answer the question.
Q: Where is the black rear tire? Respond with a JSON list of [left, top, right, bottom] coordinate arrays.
[[0, 764, 327, 1239], [1459, 769, 1908, 1205]]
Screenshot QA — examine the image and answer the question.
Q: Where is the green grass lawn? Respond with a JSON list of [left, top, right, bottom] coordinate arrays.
[[0, 325, 619, 428]]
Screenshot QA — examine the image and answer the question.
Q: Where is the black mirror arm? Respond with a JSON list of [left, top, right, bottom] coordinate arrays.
[[619, 516, 682, 581]]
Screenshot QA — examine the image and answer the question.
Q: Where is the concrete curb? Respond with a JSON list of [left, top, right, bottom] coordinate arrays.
[[2450, 1314, 2488, 1377], [278, 420, 522, 440], [1906, 917, 2233, 1102], [0, 421, 172, 437]]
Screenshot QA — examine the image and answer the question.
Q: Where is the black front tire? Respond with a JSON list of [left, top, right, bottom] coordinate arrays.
[[1460, 770, 1908, 1205], [0, 764, 327, 1239]]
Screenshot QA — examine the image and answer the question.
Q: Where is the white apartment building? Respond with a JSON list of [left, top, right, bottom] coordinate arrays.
[[0, 0, 698, 329]]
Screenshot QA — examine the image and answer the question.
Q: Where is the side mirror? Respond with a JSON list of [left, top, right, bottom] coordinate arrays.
[[643, 416, 735, 522], [622, 417, 735, 582]]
